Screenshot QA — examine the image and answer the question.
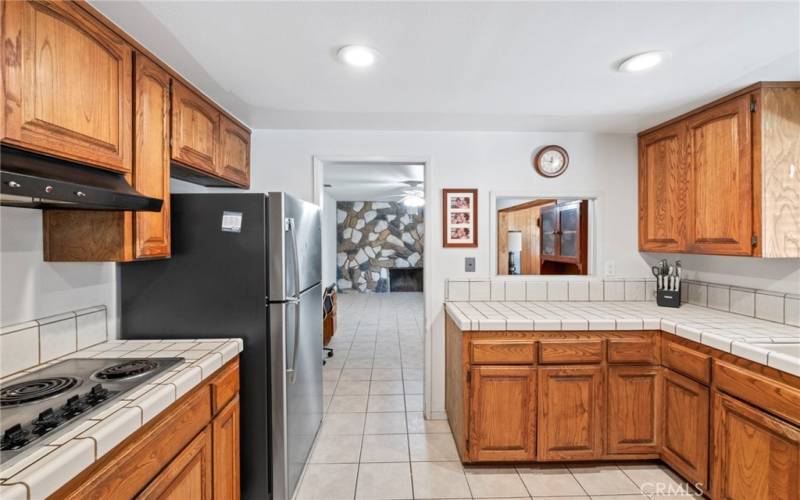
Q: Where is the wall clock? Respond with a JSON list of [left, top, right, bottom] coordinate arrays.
[[533, 145, 569, 178]]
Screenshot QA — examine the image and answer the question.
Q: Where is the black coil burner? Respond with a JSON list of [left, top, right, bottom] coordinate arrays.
[[0, 377, 80, 407], [93, 359, 159, 381]]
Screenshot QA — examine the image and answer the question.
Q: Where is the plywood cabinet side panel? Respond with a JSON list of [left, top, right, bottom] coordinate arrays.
[[445, 315, 468, 460], [43, 209, 131, 262], [761, 86, 800, 258]]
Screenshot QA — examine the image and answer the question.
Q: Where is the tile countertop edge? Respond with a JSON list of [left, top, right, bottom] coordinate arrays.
[[0, 338, 244, 498], [444, 302, 800, 377]]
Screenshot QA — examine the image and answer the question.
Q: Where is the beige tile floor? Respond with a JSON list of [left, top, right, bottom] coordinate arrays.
[[295, 292, 701, 500]]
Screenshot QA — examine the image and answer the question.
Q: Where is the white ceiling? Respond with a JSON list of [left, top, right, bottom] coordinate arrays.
[[323, 163, 424, 201], [93, 1, 800, 133]]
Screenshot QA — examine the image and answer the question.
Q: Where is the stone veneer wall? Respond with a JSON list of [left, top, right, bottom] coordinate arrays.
[[337, 201, 424, 292]]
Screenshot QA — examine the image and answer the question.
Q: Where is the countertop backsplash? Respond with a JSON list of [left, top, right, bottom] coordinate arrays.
[[0, 306, 108, 379], [444, 277, 799, 328]]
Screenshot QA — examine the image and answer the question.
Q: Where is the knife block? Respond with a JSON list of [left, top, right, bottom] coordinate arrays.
[[656, 288, 681, 308]]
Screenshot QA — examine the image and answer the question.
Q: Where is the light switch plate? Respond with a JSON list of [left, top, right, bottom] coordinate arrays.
[[465, 257, 476, 272]]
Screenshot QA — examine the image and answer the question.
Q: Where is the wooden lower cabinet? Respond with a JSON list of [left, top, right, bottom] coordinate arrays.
[[137, 426, 213, 500], [469, 366, 536, 461], [661, 368, 710, 490], [538, 366, 604, 460], [607, 366, 661, 455], [53, 358, 240, 499], [712, 392, 800, 500], [213, 396, 241, 500]]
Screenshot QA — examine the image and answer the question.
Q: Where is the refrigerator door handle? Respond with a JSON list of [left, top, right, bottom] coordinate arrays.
[[286, 217, 302, 384]]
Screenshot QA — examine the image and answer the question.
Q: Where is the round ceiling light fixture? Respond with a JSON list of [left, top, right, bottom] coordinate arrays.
[[617, 51, 670, 73], [337, 45, 380, 67]]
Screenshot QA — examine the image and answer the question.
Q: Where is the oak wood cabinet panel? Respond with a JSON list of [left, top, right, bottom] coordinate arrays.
[[171, 80, 220, 175], [1, 0, 132, 172], [42, 53, 170, 262], [218, 115, 251, 187], [637, 82, 800, 258], [469, 365, 536, 461], [137, 426, 213, 500], [213, 396, 241, 500], [538, 339, 604, 364], [607, 366, 661, 455], [661, 369, 709, 490], [686, 95, 753, 255], [638, 122, 688, 252], [712, 392, 800, 500], [538, 366, 604, 460]]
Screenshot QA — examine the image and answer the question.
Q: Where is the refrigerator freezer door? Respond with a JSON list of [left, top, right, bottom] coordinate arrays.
[[268, 192, 322, 301], [270, 283, 323, 500]]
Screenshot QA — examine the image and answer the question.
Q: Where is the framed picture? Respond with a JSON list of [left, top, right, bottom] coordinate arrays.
[[443, 188, 478, 248]]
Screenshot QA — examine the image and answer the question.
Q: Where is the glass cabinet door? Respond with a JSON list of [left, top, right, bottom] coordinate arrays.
[[558, 203, 580, 258], [540, 206, 557, 256]]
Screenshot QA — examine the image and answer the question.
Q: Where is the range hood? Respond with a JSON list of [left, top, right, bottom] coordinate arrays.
[[0, 146, 162, 211]]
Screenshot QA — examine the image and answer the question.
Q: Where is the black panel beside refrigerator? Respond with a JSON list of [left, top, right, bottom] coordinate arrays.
[[120, 193, 323, 500]]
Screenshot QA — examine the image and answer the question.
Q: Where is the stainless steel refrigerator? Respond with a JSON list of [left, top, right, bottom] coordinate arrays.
[[120, 192, 323, 500]]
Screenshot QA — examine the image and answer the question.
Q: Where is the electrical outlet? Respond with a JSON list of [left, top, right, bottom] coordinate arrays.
[[604, 260, 616, 276], [465, 257, 476, 272]]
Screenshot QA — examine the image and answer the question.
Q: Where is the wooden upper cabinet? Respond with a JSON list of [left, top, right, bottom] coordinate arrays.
[[538, 366, 604, 460], [1, 0, 133, 172], [219, 116, 251, 187], [607, 366, 661, 455], [712, 392, 800, 500], [469, 366, 536, 461], [638, 122, 688, 252], [638, 82, 800, 258], [661, 369, 709, 490], [171, 81, 220, 174], [133, 54, 171, 259], [686, 95, 753, 255]]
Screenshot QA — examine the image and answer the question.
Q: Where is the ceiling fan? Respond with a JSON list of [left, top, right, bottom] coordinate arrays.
[[394, 180, 425, 207]]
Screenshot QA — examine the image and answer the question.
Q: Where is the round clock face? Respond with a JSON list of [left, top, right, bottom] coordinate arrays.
[[534, 146, 569, 177]]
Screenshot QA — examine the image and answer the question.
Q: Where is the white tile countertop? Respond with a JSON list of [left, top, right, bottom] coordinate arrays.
[[0, 338, 243, 500], [446, 301, 800, 377]]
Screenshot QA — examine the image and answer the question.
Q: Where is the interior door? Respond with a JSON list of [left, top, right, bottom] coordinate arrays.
[[687, 95, 754, 255], [269, 284, 323, 500]]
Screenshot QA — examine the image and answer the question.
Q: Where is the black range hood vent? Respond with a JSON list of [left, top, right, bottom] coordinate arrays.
[[0, 146, 162, 211]]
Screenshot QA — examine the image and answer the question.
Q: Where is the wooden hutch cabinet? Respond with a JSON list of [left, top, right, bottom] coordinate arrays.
[[540, 200, 588, 275]]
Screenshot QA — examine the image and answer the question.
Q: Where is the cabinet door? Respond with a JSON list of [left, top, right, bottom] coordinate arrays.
[[661, 369, 709, 490], [607, 366, 661, 454], [712, 392, 800, 500], [469, 366, 536, 461], [687, 95, 754, 255], [540, 204, 558, 257], [171, 81, 220, 174], [557, 202, 580, 258], [213, 396, 240, 500], [219, 116, 251, 187], [638, 122, 689, 252], [133, 54, 170, 259], [1, 0, 132, 172], [137, 426, 213, 500], [538, 366, 604, 460]]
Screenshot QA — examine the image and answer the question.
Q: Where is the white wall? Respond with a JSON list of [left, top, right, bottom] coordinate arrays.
[[321, 192, 338, 287], [0, 207, 117, 329]]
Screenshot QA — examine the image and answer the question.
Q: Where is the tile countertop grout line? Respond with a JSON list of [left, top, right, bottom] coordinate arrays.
[[445, 300, 800, 377], [0, 338, 243, 497]]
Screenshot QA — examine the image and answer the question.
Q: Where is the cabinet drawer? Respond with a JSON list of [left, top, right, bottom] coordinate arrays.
[[470, 340, 536, 365], [713, 360, 800, 427], [211, 358, 240, 413], [662, 341, 711, 384], [539, 340, 604, 364], [608, 338, 660, 364]]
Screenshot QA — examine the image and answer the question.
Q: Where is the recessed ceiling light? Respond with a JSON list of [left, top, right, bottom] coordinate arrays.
[[618, 51, 670, 73], [337, 45, 380, 67]]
